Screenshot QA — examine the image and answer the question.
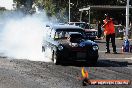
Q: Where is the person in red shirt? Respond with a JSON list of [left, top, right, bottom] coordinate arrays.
[[102, 14, 117, 54]]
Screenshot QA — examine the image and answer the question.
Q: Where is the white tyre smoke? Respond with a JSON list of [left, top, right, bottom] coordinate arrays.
[[0, 12, 55, 62]]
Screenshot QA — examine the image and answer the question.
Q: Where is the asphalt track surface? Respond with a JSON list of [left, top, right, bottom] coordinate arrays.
[[0, 39, 132, 88]]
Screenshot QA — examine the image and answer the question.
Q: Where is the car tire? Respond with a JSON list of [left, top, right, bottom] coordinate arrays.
[[91, 57, 98, 65], [86, 57, 98, 65], [52, 51, 59, 65]]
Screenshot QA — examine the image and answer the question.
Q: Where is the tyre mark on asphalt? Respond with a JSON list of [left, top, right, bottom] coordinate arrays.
[[103, 67, 132, 79], [97, 60, 121, 67], [7, 59, 132, 88], [12, 60, 83, 88]]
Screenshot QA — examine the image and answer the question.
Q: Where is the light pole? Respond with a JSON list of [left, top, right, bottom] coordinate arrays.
[[123, 0, 130, 52], [126, 0, 130, 39], [69, 0, 70, 23]]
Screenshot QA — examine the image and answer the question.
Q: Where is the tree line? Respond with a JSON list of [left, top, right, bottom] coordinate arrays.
[[13, 0, 132, 24]]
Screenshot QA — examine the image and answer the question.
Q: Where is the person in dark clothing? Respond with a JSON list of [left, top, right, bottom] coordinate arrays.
[[97, 21, 102, 39]]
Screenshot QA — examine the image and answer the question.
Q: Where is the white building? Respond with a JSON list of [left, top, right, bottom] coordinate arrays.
[[0, 0, 14, 10]]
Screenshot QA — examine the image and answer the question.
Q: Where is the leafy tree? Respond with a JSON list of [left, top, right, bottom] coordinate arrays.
[[14, 0, 132, 23], [34, 0, 56, 16], [14, 0, 27, 8]]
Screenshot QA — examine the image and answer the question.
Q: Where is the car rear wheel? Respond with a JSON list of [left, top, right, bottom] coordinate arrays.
[[52, 51, 59, 65]]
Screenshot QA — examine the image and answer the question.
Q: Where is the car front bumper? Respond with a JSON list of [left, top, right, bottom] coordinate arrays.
[[56, 48, 99, 61]]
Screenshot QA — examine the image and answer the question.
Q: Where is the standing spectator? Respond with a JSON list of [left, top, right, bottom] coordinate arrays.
[[102, 14, 117, 54], [123, 26, 126, 38], [118, 26, 123, 40], [97, 21, 102, 39]]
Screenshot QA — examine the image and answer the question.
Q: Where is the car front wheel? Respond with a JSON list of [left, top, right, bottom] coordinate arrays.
[[91, 59, 98, 64], [86, 57, 98, 65]]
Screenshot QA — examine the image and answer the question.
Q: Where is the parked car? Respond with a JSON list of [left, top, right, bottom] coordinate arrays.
[[42, 24, 99, 65], [68, 22, 97, 41]]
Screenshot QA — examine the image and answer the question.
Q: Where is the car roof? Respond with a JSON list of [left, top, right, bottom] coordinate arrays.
[[68, 22, 86, 23], [50, 24, 83, 31]]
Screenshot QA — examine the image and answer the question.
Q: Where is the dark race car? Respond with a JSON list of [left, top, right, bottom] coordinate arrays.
[[42, 24, 99, 65]]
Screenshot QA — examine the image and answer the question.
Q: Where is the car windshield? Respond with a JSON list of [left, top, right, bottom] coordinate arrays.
[[74, 23, 93, 29], [74, 23, 86, 28], [54, 29, 85, 39]]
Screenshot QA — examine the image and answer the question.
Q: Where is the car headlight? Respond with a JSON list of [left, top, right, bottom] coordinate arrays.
[[58, 45, 63, 51], [93, 46, 99, 51]]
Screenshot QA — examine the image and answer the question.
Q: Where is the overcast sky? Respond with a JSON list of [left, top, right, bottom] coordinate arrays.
[[0, 0, 13, 10]]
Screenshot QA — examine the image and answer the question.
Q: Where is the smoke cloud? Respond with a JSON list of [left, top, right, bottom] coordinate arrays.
[[0, 11, 55, 62]]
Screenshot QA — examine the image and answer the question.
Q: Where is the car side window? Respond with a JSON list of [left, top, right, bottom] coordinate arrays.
[[54, 31, 62, 39], [54, 31, 69, 39], [54, 31, 60, 39]]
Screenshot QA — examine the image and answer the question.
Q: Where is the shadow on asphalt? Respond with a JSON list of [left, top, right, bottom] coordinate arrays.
[[60, 60, 132, 67], [95, 60, 132, 67], [1, 56, 131, 67]]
